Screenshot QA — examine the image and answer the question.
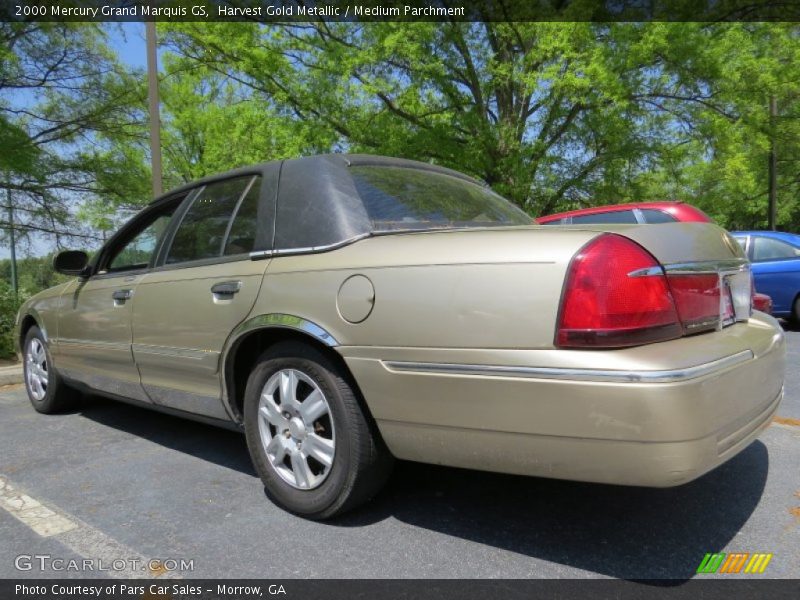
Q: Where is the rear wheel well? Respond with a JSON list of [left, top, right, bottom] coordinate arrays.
[[18, 315, 39, 351], [226, 329, 368, 424]]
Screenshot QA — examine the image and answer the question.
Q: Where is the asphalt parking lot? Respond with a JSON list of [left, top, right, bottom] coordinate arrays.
[[1, 330, 799, 581]]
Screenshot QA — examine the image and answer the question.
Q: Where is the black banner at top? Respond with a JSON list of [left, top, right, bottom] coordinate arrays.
[[2, 0, 800, 23]]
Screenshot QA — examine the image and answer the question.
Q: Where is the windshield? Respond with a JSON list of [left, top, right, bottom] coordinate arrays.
[[350, 166, 531, 232]]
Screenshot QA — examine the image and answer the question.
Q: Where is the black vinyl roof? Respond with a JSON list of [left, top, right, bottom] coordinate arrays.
[[151, 154, 486, 251], [151, 154, 480, 206]]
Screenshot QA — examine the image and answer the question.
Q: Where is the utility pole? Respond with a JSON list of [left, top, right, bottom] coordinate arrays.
[[146, 21, 163, 198], [6, 184, 18, 298], [768, 95, 777, 231]]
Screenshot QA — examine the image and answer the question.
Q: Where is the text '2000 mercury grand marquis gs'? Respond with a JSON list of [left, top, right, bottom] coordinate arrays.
[[16, 154, 785, 519]]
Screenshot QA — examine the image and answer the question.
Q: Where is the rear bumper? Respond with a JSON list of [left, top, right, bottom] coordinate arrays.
[[342, 313, 785, 486]]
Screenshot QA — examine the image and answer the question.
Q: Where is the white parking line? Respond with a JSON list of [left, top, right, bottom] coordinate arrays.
[[0, 475, 179, 578]]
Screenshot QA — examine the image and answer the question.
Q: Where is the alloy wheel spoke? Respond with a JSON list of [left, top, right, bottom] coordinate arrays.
[[299, 389, 327, 423], [280, 371, 299, 409], [259, 396, 286, 427], [290, 452, 313, 488], [266, 435, 288, 463], [304, 433, 334, 468]]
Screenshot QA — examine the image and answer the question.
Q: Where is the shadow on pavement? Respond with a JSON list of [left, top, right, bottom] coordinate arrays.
[[78, 394, 768, 581], [78, 394, 256, 476], [337, 442, 769, 582]]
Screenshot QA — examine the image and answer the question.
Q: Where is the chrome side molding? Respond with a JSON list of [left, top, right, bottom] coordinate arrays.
[[249, 234, 371, 260], [383, 350, 755, 384], [229, 314, 339, 347]]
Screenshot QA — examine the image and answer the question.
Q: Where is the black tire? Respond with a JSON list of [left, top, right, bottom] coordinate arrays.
[[22, 325, 80, 414], [793, 296, 800, 324], [243, 341, 393, 519]]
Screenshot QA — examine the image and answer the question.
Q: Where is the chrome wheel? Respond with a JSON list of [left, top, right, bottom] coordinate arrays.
[[257, 368, 336, 490], [26, 338, 48, 401]]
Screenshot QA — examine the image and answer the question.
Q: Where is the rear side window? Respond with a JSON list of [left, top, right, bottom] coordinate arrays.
[[350, 166, 531, 231], [166, 176, 259, 264], [224, 181, 261, 256], [570, 210, 638, 224], [752, 237, 800, 261], [640, 209, 677, 223]]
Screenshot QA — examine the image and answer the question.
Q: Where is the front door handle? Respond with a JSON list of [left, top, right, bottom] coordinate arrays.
[[211, 281, 242, 298], [111, 289, 133, 305]]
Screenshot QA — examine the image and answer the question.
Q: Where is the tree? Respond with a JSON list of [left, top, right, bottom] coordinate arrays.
[[0, 23, 150, 254], [161, 21, 800, 228], [153, 52, 338, 187]]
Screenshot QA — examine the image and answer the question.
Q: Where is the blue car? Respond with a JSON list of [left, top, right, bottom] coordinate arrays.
[[732, 230, 800, 320]]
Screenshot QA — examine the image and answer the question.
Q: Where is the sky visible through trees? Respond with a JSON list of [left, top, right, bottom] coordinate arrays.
[[2, 20, 800, 262]]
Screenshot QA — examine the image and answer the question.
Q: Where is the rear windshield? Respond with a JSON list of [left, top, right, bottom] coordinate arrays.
[[350, 165, 531, 232]]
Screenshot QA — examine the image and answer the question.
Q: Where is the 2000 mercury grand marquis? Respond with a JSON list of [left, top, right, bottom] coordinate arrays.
[[15, 154, 785, 519]]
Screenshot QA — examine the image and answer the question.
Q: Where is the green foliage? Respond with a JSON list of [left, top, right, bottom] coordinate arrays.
[[0, 279, 29, 359], [0, 255, 71, 359], [156, 51, 337, 187], [5, 21, 800, 261], [0, 255, 71, 294], [159, 22, 800, 230], [0, 22, 150, 248]]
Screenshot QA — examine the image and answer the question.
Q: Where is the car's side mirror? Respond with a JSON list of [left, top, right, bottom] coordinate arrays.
[[53, 250, 90, 277]]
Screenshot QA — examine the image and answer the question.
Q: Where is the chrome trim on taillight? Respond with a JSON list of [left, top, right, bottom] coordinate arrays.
[[663, 259, 749, 274], [662, 259, 752, 325], [627, 265, 665, 278]]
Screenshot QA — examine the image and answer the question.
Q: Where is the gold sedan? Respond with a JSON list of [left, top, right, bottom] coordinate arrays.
[[15, 154, 784, 519]]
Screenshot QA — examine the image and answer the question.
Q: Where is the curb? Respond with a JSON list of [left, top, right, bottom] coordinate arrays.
[[0, 366, 23, 386]]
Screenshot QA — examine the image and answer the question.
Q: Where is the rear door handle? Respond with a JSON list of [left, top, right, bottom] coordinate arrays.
[[211, 281, 242, 297], [112, 289, 133, 305]]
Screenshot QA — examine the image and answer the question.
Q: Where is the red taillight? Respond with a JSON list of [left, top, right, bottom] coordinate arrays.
[[666, 273, 722, 333], [753, 292, 772, 314], [556, 234, 683, 348]]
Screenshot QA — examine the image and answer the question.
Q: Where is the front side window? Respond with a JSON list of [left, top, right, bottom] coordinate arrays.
[[104, 200, 180, 273], [350, 166, 531, 232], [570, 210, 638, 224], [166, 176, 258, 264], [752, 236, 800, 262]]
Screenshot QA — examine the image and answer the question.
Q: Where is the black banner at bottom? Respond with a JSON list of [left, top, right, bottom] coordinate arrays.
[[2, 579, 799, 600]]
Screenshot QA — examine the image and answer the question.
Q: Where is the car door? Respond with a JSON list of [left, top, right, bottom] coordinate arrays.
[[131, 171, 275, 420], [55, 197, 184, 401], [748, 235, 800, 314]]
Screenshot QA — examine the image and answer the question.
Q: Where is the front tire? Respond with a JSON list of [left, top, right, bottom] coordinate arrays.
[[23, 325, 80, 414], [243, 341, 393, 519]]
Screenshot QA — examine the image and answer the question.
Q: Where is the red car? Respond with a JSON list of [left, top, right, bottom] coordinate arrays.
[[536, 201, 773, 314], [535, 201, 712, 225]]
